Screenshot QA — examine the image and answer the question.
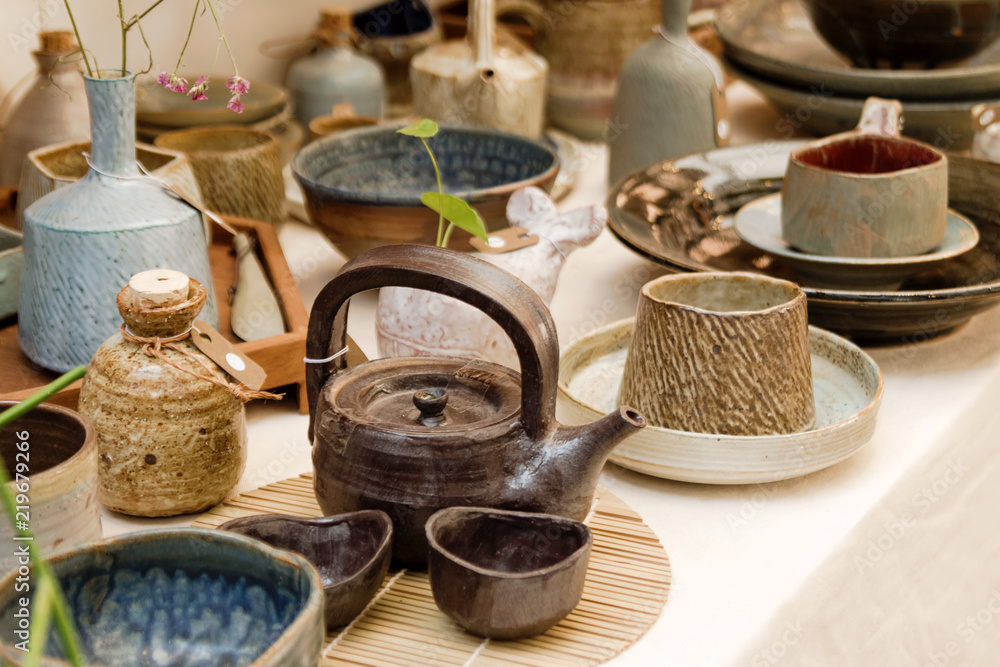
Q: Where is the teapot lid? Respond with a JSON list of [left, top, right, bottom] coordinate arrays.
[[328, 357, 521, 432]]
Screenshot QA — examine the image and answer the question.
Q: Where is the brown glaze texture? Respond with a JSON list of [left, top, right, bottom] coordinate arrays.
[[426, 507, 592, 639], [307, 245, 644, 568], [219, 511, 392, 629], [619, 273, 814, 436], [0, 402, 101, 570], [79, 277, 247, 517]]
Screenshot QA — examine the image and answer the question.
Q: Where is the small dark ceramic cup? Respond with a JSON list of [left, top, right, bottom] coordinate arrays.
[[426, 507, 592, 640], [219, 510, 393, 628]]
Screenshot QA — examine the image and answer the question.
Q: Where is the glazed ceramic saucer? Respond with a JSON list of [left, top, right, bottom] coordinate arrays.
[[716, 0, 1000, 100], [734, 194, 981, 290], [557, 319, 884, 485]]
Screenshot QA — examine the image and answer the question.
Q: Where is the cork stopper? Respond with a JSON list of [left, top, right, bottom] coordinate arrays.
[[38, 31, 77, 54], [320, 8, 352, 33], [129, 269, 190, 309]]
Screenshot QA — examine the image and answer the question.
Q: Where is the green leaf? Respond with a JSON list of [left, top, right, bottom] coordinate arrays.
[[421, 193, 488, 242], [397, 119, 439, 138]]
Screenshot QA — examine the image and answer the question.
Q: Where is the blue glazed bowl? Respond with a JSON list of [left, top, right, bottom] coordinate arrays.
[[291, 123, 560, 257], [0, 529, 325, 666]]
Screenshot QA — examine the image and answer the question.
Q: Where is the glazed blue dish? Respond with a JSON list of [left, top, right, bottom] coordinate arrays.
[[0, 529, 324, 667], [291, 123, 559, 257]]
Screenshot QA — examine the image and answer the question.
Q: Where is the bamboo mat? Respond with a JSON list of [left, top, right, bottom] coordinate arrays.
[[192, 473, 672, 666]]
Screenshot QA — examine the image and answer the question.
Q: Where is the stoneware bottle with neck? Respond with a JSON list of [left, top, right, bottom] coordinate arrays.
[[287, 8, 386, 126], [0, 31, 90, 187], [607, 0, 729, 185], [410, 0, 548, 139], [78, 270, 246, 517], [17, 71, 217, 372]]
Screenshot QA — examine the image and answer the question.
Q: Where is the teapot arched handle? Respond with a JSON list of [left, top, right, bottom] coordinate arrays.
[[306, 244, 559, 442]]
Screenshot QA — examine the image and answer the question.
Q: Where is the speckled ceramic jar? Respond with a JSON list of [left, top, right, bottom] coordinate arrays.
[[78, 277, 246, 517]]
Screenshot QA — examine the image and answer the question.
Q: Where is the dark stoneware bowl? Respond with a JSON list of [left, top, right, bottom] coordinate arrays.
[[804, 0, 1000, 68], [291, 124, 559, 257], [220, 511, 393, 629], [0, 529, 324, 666], [426, 507, 592, 640]]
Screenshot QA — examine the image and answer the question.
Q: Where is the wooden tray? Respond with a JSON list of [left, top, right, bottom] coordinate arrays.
[[0, 188, 309, 412], [193, 473, 672, 667]]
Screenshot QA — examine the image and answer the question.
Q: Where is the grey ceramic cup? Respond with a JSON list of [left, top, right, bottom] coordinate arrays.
[[781, 97, 948, 258], [618, 272, 814, 436]]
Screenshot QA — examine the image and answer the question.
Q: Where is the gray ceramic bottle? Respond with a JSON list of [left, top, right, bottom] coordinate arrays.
[[18, 72, 216, 372], [607, 0, 729, 186], [287, 8, 386, 126]]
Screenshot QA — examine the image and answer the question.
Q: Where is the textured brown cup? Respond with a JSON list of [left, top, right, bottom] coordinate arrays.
[[618, 272, 814, 436], [154, 126, 286, 223]]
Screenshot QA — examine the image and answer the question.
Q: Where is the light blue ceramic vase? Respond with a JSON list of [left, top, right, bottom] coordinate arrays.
[[18, 72, 217, 372], [607, 0, 729, 185]]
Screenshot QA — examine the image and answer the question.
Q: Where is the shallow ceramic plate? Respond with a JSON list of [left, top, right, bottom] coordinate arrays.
[[558, 320, 883, 484], [607, 142, 1000, 341], [727, 60, 997, 151], [734, 194, 981, 289], [136, 79, 287, 127], [716, 0, 1000, 99]]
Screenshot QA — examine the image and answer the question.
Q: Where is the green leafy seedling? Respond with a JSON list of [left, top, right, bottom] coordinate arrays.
[[397, 119, 488, 248]]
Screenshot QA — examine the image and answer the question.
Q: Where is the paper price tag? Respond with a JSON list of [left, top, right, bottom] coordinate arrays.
[[470, 227, 539, 254], [190, 321, 267, 389]]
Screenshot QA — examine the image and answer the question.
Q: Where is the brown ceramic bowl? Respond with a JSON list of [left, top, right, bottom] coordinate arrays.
[[291, 123, 559, 257], [154, 126, 286, 223], [0, 402, 101, 572], [426, 507, 592, 640], [219, 511, 392, 629], [804, 0, 1000, 68], [307, 115, 379, 143]]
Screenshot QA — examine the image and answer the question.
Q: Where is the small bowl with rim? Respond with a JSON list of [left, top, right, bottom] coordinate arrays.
[[426, 506, 591, 640]]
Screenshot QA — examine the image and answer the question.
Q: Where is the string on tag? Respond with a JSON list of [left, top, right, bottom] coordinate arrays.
[[304, 346, 350, 364], [120, 325, 283, 402]]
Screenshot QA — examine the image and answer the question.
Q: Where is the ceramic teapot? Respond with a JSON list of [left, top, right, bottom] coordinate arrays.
[[307, 245, 645, 567]]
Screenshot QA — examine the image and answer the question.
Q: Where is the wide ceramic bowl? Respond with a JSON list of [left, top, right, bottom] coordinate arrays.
[[804, 0, 1000, 68], [426, 507, 592, 640], [0, 529, 325, 666], [0, 401, 101, 573], [291, 124, 559, 257], [219, 511, 392, 628]]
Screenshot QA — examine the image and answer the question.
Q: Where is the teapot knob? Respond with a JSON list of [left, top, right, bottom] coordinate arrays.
[[413, 388, 448, 427]]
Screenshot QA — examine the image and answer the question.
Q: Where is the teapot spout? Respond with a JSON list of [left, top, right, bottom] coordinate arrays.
[[567, 406, 646, 465]]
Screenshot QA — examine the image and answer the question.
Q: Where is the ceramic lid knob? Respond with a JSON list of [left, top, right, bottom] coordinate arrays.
[[413, 388, 448, 427], [129, 269, 190, 310]]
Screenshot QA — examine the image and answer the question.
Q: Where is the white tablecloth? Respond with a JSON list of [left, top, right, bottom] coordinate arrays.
[[102, 83, 1000, 665]]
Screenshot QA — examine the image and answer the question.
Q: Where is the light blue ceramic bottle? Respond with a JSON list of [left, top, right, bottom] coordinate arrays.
[[287, 8, 386, 126], [18, 72, 217, 372], [607, 0, 729, 185]]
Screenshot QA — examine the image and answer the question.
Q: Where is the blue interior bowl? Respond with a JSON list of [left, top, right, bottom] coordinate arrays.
[[291, 124, 559, 257], [0, 529, 325, 667]]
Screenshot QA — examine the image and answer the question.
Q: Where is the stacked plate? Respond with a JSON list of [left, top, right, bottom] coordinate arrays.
[[715, 0, 1000, 149]]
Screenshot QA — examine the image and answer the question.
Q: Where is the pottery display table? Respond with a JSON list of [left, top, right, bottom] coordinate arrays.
[[100, 83, 1000, 665]]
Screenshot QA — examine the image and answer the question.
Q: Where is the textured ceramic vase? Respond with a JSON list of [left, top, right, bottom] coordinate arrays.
[[497, 0, 659, 140], [18, 72, 216, 372], [376, 187, 605, 369], [618, 272, 814, 436], [0, 401, 101, 573], [287, 9, 386, 126], [78, 274, 246, 517], [0, 31, 90, 187], [154, 126, 286, 223], [410, 0, 548, 139], [607, 0, 727, 185]]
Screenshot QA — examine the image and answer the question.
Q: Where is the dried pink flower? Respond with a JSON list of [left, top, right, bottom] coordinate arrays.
[[189, 76, 209, 101], [226, 75, 249, 96], [158, 72, 189, 93], [227, 96, 244, 114]]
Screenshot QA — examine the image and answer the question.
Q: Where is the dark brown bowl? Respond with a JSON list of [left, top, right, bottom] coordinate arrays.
[[804, 0, 1000, 68], [426, 507, 592, 640], [219, 511, 392, 629]]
